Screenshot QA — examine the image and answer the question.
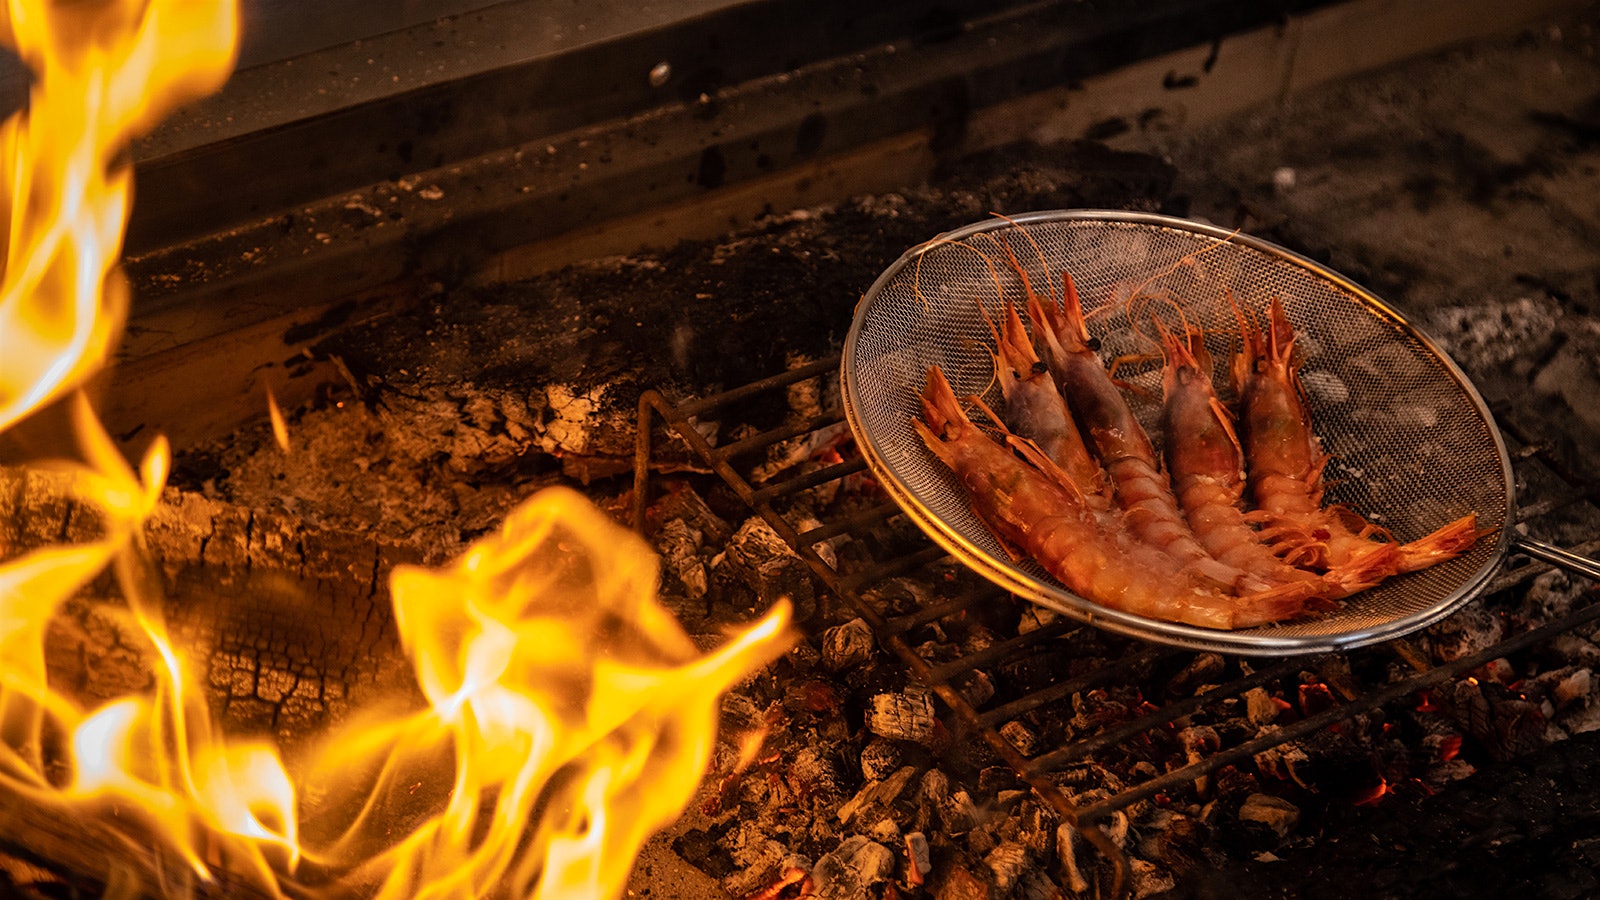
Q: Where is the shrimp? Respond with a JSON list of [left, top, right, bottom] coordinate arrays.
[[1156, 320, 1368, 600], [1232, 296, 1480, 575], [914, 366, 1311, 630], [986, 297, 1110, 508], [1024, 269, 1284, 595]]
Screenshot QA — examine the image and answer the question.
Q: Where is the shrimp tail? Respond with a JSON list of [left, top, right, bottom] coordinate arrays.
[[1320, 541, 1405, 598], [919, 365, 964, 438], [1396, 513, 1484, 573], [1230, 580, 1322, 628]]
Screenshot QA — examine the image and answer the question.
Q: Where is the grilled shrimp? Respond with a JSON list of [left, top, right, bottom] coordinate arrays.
[[914, 366, 1310, 630], [1024, 271, 1284, 595], [1156, 321, 1364, 600], [1232, 296, 1480, 575], [987, 298, 1110, 508]]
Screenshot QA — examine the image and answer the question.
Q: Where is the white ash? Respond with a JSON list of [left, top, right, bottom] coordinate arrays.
[[654, 518, 708, 600], [1299, 368, 1351, 405], [983, 840, 1030, 893], [1000, 720, 1043, 757], [1427, 296, 1563, 373], [904, 831, 932, 886], [858, 738, 904, 781], [821, 618, 875, 671], [809, 835, 895, 900], [1128, 856, 1177, 900], [1238, 793, 1300, 843], [836, 765, 920, 827], [866, 687, 938, 743], [1244, 687, 1282, 726]]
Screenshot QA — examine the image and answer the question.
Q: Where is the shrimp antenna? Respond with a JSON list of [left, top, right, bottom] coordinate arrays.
[[1126, 291, 1195, 357], [987, 211, 1056, 303]]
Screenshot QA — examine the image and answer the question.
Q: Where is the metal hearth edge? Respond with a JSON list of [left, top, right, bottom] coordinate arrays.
[[632, 354, 1600, 899]]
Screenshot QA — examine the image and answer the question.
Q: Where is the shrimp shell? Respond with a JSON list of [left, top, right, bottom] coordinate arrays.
[[1232, 296, 1479, 579], [915, 365, 1312, 631]]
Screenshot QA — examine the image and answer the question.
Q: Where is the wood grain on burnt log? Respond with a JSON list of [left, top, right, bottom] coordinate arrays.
[[0, 465, 423, 754]]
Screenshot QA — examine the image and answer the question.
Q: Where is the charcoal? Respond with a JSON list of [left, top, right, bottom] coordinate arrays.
[[811, 835, 895, 900], [1017, 605, 1063, 634], [860, 577, 934, 618], [1548, 633, 1600, 669], [1242, 687, 1281, 726], [653, 482, 734, 547], [1000, 720, 1042, 757], [721, 820, 792, 897], [1177, 725, 1221, 796], [904, 831, 932, 887], [983, 840, 1029, 893], [955, 669, 997, 707], [721, 516, 817, 617], [1134, 807, 1207, 872], [837, 765, 920, 826], [867, 687, 938, 742], [822, 618, 876, 671], [860, 737, 905, 781], [1165, 653, 1225, 697], [1128, 858, 1176, 899], [1424, 603, 1505, 663], [1251, 729, 1312, 789], [999, 798, 1058, 860], [654, 517, 709, 601], [1550, 666, 1592, 709], [1237, 793, 1300, 844], [920, 769, 982, 836], [1016, 867, 1066, 900], [867, 816, 902, 845], [790, 744, 845, 805], [977, 766, 1023, 797], [739, 862, 812, 900]]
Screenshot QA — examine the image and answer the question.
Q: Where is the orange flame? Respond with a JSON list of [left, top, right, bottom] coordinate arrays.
[[0, 0, 793, 895]]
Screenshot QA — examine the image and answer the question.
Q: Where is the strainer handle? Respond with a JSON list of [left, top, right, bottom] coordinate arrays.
[[1512, 537, 1600, 582]]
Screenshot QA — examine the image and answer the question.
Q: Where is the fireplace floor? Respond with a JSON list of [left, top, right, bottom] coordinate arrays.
[[132, 5, 1600, 898]]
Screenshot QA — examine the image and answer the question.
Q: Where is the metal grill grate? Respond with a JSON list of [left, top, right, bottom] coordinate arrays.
[[633, 354, 1600, 898]]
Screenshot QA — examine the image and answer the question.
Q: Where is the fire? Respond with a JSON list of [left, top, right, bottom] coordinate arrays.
[[0, 0, 791, 896]]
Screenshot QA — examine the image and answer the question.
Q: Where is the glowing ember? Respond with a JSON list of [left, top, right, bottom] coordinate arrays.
[[0, 0, 792, 895]]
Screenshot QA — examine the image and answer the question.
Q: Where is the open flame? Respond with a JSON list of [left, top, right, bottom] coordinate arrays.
[[0, 0, 791, 896]]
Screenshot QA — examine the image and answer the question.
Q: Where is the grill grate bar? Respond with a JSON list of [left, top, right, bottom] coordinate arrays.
[[797, 500, 902, 545], [1078, 589, 1600, 821], [976, 644, 1176, 727], [885, 585, 1007, 635], [635, 358, 1596, 900], [749, 457, 867, 504], [1025, 656, 1311, 774], [927, 620, 1075, 682], [837, 545, 950, 593], [713, 412, 847, 462]]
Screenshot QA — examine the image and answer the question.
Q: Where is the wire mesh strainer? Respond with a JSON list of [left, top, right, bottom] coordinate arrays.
[[841, 210, 1599, 655]]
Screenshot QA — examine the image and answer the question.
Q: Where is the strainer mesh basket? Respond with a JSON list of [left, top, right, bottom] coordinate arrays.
[[841, 211, 1512, 654]]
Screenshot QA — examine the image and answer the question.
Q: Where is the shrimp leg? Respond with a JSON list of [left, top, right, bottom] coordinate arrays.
[[1156, 320, 1348, 601], [1025, 270, 1287, 596], [915, 366, 1310, 630], [1232, 296, 1480, 577]]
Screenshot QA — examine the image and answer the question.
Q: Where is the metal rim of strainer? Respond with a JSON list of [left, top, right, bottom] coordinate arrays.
[[840, 209, 1516, 656]]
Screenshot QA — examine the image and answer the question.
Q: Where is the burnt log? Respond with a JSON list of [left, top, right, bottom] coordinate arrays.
[[0, 464, 425, 894]]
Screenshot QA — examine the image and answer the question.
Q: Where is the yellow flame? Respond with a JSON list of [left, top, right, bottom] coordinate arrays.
[[310, 488, 790, 899], [0, 0, 237, 433], [0, 2, 793, 896], [266, 385, 290, 452]]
